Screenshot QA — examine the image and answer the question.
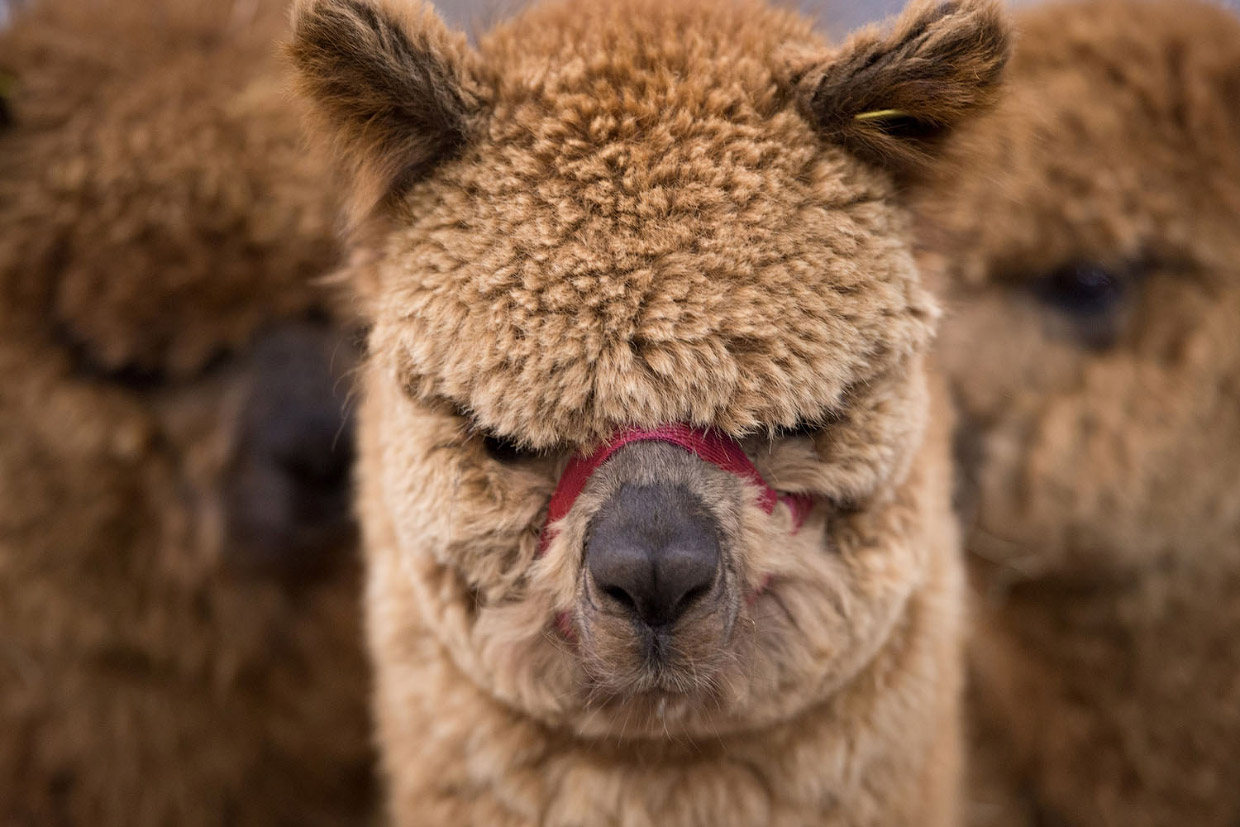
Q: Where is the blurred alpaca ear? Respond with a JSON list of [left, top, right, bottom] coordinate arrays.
[[795, 0, 1010, 179], [289, 0, 487, 221]]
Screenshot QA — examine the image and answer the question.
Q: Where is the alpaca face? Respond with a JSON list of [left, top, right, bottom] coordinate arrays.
[[919, 0, 1240, 583], [296, 0, 1008, 739], [0, 1, 372, 822], [363, 349, 938, 737], [1, 1, 360, 585]]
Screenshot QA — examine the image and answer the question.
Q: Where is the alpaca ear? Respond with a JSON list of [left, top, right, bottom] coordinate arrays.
[[289, 0, 487, 221], [795, 0, 1010, 179]]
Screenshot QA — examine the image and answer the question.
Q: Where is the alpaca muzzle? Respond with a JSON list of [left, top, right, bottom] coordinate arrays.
[[542, 423, 815, 662]]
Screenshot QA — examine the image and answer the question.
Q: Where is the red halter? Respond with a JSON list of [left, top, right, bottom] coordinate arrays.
[[536, 424, 815, 557]]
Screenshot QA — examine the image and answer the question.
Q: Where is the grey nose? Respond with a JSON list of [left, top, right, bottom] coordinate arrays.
[[223, 322, 357, 580], [586, 483, 720, 627]]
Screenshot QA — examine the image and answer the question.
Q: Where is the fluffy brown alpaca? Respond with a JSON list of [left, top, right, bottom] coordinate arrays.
[[913, 2, 1240, 825], [291, 0, 1009, 824], [0, 1, 373, 824]]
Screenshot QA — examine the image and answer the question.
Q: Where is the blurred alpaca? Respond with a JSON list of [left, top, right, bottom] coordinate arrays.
[[0, 1, 373, 824], [915, 2, 1240, 824]]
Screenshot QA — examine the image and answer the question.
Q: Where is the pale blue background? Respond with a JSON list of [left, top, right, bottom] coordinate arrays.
[[1, 0, 1238, 34], [432, 0, 1240, 39]]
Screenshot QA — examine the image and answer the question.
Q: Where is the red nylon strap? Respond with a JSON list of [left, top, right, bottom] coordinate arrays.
[[536, 424, 813, 556]]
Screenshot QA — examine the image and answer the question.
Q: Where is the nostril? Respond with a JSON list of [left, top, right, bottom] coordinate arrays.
[[602, 585, 637, 612], [675, 582, 711, 615]]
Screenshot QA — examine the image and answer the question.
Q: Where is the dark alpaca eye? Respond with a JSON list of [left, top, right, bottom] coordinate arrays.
[[1031, 263, 1126, 318], [774, 421, 819, 440], [482, 432, 537, 463]]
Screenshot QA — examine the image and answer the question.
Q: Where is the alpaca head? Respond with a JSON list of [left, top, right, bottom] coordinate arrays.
[[293, 0, 1008, 737], [918, 0, 1240, 582]]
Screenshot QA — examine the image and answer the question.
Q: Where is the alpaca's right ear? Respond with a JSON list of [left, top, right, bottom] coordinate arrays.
[[289, 0, 487, 221], [793, 0, 1010, 180]]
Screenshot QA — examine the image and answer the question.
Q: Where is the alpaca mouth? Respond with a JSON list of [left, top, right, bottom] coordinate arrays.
[[636, 624, 728, 693], [579, 605, 738, 700]]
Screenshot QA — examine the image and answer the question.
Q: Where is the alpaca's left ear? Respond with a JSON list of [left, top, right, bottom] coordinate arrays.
[[795, 0, 1010, 179], [288, 0, 487, 223]]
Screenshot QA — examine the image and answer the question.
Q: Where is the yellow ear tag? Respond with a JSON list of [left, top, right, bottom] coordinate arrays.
[[853, 109, 911, 122]]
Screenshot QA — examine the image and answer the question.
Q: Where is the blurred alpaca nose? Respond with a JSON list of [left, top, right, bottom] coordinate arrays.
[[586, 483, 720, 627], [223, 322, 357, 580]]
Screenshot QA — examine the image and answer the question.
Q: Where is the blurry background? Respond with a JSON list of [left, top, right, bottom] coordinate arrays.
[[2, 0, 1236, 37], [388, 0, 1240, 37]]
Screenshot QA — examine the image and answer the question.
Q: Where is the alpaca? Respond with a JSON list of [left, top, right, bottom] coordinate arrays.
[[913, 2, 1240, 825], [291, 0, 1009, 824], [0, 1, 373, 824]]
